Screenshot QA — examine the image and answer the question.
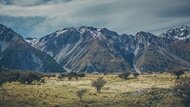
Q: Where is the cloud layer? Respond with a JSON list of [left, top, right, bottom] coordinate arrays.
[[0, 0, 190, 37]]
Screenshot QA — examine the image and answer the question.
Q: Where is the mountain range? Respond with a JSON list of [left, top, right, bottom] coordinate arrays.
[[1, 23, 190, 73]]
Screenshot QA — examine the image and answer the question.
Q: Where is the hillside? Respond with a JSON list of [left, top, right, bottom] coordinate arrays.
[[0, 24, 65, 72]]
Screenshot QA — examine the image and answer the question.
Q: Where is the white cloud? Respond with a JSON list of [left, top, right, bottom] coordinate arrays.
[[0, 0, 190, 37]]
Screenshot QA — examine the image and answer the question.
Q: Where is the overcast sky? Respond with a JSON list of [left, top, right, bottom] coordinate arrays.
[[0, 0, 190, 37]]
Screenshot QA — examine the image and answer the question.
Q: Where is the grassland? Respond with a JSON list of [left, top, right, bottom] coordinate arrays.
[[0, 73, 189, 107]]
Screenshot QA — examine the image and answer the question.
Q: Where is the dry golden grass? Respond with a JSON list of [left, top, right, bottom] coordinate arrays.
[[0, 72, 189, 107]]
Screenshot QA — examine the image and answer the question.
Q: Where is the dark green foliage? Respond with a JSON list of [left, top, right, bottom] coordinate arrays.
[[91, 77, 107, 93], [0, 70, 43, 85], [118, 72, 131, 80], [174, 78, 190, 107], [76, 89, 87, 101], [173, 70, 185, 79]]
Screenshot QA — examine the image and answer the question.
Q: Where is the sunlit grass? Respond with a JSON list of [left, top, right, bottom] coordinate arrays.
[[0, 72, 188, 107]]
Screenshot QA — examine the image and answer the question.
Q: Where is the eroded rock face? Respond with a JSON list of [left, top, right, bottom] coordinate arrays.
[[31, 25, 190, 73]]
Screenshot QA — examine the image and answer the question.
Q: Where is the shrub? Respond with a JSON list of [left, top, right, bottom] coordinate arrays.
[[67, 72, 78, 77], [43, 73, 56, 78], [56, 74, 65, 80], [173, 70, 185, 79], [91, 77, 107, 93], [0, 70, 43, 85], [78, 73, 86, 77], [18, 72, 43, 84], [118, 72, 131, 80], [133, 72, 140, 79], [68, 76, 72, 81], [76, 89, 87, 101], [174, 78, 190, 107]]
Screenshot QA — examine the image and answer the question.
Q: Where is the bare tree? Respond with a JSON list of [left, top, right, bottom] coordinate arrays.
[[76, 89, 87, 101], [91, 77, 107, 93]]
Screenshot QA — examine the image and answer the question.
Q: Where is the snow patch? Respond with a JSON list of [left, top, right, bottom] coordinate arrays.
[[133, 64, 141, 73], [0, 26, 5, 34], [56, 30, 67, 36], [0, 41, 9, 52], [134, 45, 139, 56]]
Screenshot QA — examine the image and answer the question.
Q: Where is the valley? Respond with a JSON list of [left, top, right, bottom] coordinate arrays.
[[0, 72, 189, 107]]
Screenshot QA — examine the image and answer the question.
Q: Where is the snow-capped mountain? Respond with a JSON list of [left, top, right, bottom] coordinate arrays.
[[160, 25, 190, 40], [0, 24, 65, 72], [134, 31, 190, 72], [34, 26, 135, 72], [24, 37, 39, 46], [1, 23, 189, 73], [33, 25, 190, 72]]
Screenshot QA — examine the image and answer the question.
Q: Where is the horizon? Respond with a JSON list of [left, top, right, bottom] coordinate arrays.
[[0, 0, 190, 37]]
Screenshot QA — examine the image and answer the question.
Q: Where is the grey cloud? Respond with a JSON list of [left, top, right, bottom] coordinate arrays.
[[0, 0, 190, 37]]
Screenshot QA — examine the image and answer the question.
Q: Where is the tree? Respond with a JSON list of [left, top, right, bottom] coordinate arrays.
[[91, 77, 107, 93], [118, 72, 131, 80], [76, 89, 87, 101], [174, 78, 190, 107], [173, 70, 185, 79]]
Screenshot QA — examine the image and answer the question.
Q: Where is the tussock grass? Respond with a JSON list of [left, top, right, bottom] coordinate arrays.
[[0, 72, 189, 107]]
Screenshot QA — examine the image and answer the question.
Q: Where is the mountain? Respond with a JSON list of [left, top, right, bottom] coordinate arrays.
[[31, 25, 190, 73], [33, 26, 135, 73], [134, 31, 190, 72], [0, 24, 65, 72], [24, 37, 39, 46], [160, 25, 190, 40]]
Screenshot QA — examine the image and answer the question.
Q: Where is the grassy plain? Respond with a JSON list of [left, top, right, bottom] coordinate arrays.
[[0, 73, 189, 107]]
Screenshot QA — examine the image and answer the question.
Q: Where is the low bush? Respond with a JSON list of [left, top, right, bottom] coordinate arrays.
[[133, 72, 140, 79], [0, 70, 43, 85], [91, 77, 107, 93], [76, 89, 87, 101], [19, 72, 42, 84], [118, 72, 131, 80], [172, 70, 185, 79], [56, 73, 65, 80], [174, 78, 190, 107]]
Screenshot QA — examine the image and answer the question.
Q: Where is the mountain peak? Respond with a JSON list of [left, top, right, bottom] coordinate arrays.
[[160, 25, 190, 40]]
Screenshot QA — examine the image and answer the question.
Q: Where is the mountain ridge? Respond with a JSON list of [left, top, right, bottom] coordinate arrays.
[[0, 24, 66, 72], [29, 25, 190, 72]]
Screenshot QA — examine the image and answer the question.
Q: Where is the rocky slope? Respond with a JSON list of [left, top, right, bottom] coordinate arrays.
[[31, 25, 190, 72], [134, 31, 190, 72], [0, 24, 65, 72], [160, 25, 190, 40], [34, 26, 134, 72]]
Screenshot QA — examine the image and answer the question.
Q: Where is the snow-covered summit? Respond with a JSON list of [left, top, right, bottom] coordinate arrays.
[[160, 25, 190, 40]]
